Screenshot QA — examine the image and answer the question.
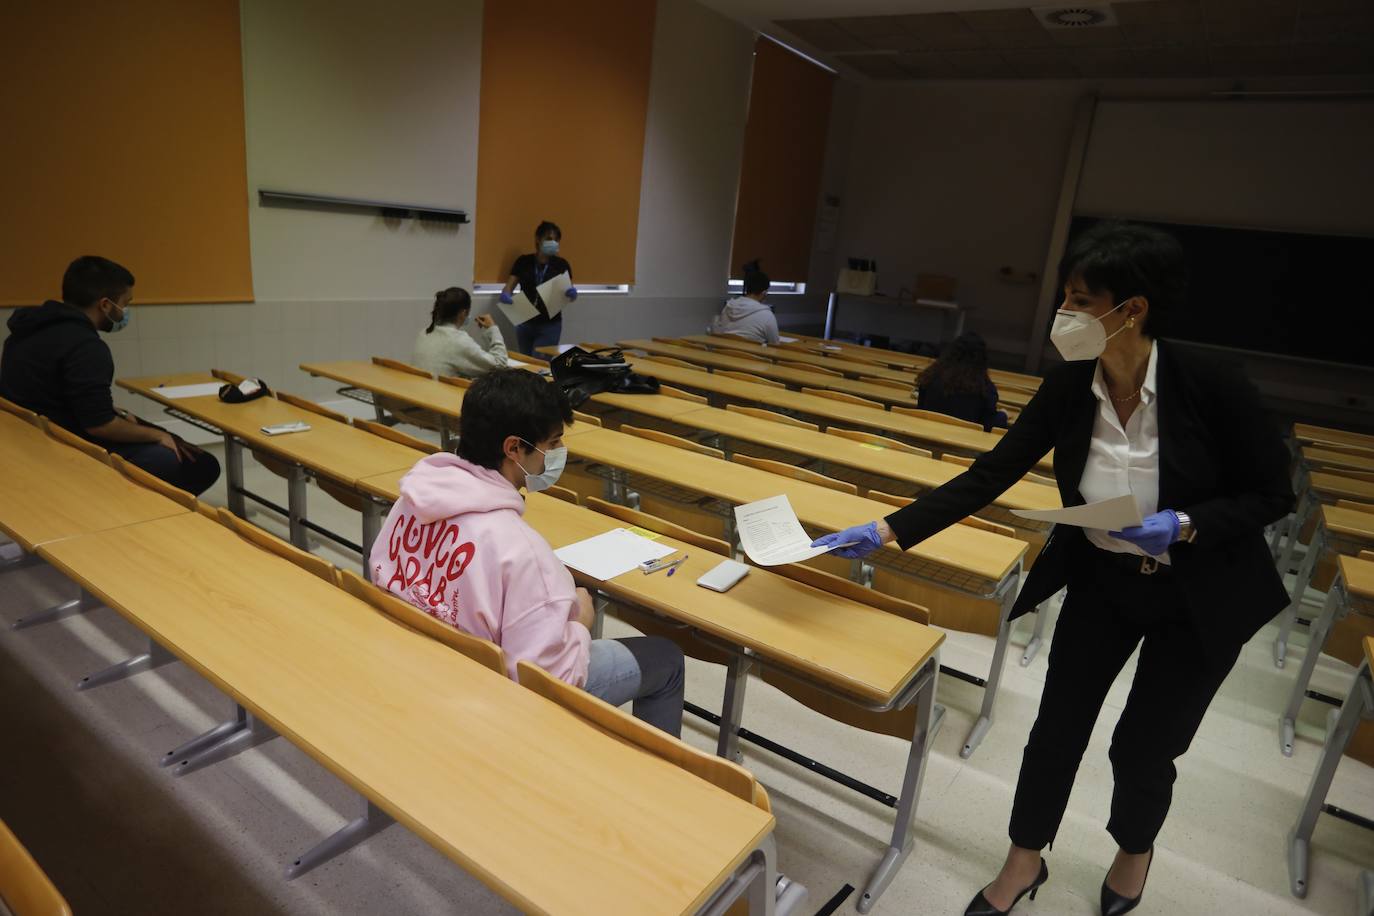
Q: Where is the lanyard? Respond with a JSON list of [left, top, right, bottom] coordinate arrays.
[[534, 260, 551, 285]]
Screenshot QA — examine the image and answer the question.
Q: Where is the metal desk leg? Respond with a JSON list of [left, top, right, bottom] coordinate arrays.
[[963, 565, 1020, 759], [717, 654, 755, 762], [860, 657, 939, 914], [224, 435, 246, 518], [1276, 487, 1312, 577], [361, 498, 388, 578], [698, 833, 796, 916], [286, 465, 309, 550], [1280, 584, 1344, 756], [160, 703, 277, 777], [591, 595, 609, 641], [1359, 869, 1374, 916], [1275, 523, 1325, 670], [1020, 600, 1049, 667], [286, 797, 394, 880], [12, 587, 100, 630], [1288, 661, 1372, 898], [76, 636, 175, 690]]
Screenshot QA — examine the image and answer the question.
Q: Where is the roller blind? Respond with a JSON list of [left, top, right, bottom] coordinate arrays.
[[473, 0, 656, 284], [0, 0, 253, 305], [729, 38, 835, 282]]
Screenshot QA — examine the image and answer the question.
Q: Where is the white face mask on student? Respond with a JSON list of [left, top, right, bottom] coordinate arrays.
[[516, 440, 567, 492], [1049, 299, 1132, 361]]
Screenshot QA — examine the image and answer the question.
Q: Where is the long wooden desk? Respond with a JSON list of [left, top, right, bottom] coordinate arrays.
[[1302, 445, 1374, 476], [1275, 466, 1374, 584], [1294, 423, 1374, 453], [1280, 552, 1374, 756], [683, 335, 1039, 404], [349, 482, 944, 911], [623, 337, 918, 386], [0, 411, 187, 551], [118, 372, 426, 554], [37, 513, 776, 915], [1288, 636, 1374, 900], [1274, 504, 1374, 669], [785, 334, 1043, 393]]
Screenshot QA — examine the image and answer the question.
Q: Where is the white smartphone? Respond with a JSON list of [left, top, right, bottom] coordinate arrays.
[[261, 421, 311, 436], [696, 559, 750, 593]]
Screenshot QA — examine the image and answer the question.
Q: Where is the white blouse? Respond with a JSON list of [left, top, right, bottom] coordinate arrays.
[[1078, 342, 1169, 564]]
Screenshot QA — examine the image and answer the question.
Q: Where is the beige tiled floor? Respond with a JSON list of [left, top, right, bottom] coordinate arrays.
[[2, 421, 1371, 914]]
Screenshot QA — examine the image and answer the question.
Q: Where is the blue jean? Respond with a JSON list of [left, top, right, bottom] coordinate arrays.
[[516, 314, 563, 357], [583, 636, 685, 737], [108, 440, 221, 497]]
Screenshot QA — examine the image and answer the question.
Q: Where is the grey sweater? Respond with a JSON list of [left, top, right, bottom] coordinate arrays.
[[412, 323, 509, 378], [708, 296, 779, 345]]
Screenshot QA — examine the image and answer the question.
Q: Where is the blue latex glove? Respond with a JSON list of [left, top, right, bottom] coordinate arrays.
[[811, 522, 883, 559], [1108, 510, 1180, 557], [499, 291, 513, 305], [565, 286, 579, 301]]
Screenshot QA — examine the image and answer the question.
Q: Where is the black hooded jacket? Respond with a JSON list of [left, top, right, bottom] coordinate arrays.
[[0, 300, 117, 436]]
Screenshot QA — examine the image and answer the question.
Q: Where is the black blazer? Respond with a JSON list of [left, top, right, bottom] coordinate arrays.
[[885, 340, 1294, 653]]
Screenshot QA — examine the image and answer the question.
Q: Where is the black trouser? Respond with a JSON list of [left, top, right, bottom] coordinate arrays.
[[108, 441, 221, 497], [1008, 548, 1244, 854]]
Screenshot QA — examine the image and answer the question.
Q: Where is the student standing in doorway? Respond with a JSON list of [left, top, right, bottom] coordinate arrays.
[[501, 220, 578, 356]]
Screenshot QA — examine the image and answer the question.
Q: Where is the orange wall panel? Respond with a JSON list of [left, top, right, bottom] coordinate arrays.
[[474, 0, 656, 285], [730, 38, 835, 283], [0, 0, 253, 305]]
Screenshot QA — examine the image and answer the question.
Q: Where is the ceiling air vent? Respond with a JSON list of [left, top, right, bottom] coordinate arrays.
[[1033, 5, 1118, 29]]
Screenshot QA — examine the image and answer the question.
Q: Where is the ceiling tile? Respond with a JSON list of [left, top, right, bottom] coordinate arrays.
[[977, 29, 1057, 49], [894, 12, 980, 37], [1131, 47, 1211, 75], [1202, 0, 1298, 22], [941, 50, 1017, 77], [1300, 0, 1371, 16], [1112, 0, 1203, 26], [834, 53, 912, 79], [1050, 25, 1128, 47], [831, 16, 902, 42], [895, 51, 958, 78], [956, 8, 1042, 32], [1289, 42, 1374, 72], [1000, 48, 1081, 77], [775, 18, 872, 53], [1295, 16, 1374, 43], [1205, 17, 1294, 45], [1208, 42, 1298, 75], [1123, 21, 1206, 47]]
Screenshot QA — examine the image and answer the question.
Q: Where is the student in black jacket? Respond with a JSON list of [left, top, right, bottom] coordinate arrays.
[[0, 256, 220, 496], [915, 331, 1009, 431], [814, 222, 1292, 916]]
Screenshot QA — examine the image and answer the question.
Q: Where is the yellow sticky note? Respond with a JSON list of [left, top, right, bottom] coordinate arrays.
[[627, 525, 662, 541]]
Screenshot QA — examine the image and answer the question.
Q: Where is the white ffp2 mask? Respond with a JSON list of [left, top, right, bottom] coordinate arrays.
[[517, 442, 567, 492], [1049, 299, 1131, 361]]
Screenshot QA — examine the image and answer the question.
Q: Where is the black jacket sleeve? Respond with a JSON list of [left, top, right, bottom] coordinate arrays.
[[885, 368, 1063, 550], [1181, 364, 1293, 547], [63, 337, 117, 431]]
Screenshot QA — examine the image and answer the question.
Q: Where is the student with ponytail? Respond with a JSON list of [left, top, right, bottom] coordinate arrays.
[[412, 287, 509, 378]]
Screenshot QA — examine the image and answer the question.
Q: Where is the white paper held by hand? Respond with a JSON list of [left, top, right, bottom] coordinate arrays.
[[734, 495, 844, 566], [1011, 494, 1143, 529], [537, 271, 573, 319], [495, 288, 540, 326], [554, 528, 675, 581]]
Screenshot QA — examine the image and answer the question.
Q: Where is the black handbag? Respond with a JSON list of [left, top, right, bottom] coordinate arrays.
[[549, 346, 659, 408]]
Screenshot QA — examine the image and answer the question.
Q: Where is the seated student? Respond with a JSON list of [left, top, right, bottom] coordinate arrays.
[[915, 331, 1009, 431], [710, 260, 780, 345], [412, 287, 508, 378], [369, 369, 686, 736], [0, 256, 220, 495]]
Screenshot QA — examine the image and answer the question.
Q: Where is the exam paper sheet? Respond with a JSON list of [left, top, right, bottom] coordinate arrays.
[[154, 382, 225, 399], [554, 528, 675, 581], [734, 495, 835, 566], [495, 288, 540, 325], [538, 272, 573, 319], [1011, 494, 1143, 529]]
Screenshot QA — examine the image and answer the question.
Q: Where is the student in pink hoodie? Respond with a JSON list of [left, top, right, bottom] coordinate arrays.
[[370, 369, 686, 736]]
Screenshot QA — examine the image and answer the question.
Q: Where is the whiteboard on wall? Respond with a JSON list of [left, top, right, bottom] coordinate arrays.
[[1075, 99, 1374, 236]]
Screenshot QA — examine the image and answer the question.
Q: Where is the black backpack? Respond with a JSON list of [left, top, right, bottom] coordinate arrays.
[[549, 346, 660, 408]]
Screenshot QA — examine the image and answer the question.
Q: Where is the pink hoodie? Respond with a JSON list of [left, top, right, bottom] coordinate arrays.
[[369, 453, 590, 685]]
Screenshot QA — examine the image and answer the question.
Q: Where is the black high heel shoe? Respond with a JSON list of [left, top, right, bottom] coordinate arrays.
[[1100, 848, 1153, 916], [964, 859, 1049, 916]]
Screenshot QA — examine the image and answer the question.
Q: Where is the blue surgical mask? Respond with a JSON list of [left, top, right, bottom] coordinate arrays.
[[516, 440, 567, 492], [106, 300, 131, 333], [539, 239, 560, 257]]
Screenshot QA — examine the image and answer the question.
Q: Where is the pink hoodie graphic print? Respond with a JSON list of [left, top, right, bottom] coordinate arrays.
[[369, 453, 590, 685]]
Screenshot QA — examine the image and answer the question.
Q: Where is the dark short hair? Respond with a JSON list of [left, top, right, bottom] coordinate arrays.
[[919, 331, 989, 396], [63, 256, 135, 308], [534, 220, 562, 241], [741, 259, 770, 296], [427, 287, 471, 333], [456, 369, 573, 469], [1060, 221, 1186, 337]]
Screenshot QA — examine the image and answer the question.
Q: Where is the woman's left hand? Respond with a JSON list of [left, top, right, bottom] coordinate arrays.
[[565, 286, 578, 301], [1109, 510, 1180, 556]]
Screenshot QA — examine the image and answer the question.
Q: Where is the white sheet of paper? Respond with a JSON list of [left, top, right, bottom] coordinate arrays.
[[495, 288, 540, 325], [734, 495, 836, 566], [554, 528, 676, 581], [1011, 494, 1143, 529], [778, 336, 798, 344], [537, 271, 573, 319], [821, 345, 843, 351], [155, 382, 224, 399]]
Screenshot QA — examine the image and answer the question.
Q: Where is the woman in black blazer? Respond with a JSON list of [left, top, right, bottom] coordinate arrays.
[[814, 222, 1293, 915]]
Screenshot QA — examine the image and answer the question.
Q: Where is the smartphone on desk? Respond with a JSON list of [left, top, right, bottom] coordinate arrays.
[[261, 421, 311, 436]]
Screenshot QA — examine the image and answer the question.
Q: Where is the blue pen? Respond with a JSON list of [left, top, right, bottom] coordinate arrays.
[[663, 555, 688, 577]]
